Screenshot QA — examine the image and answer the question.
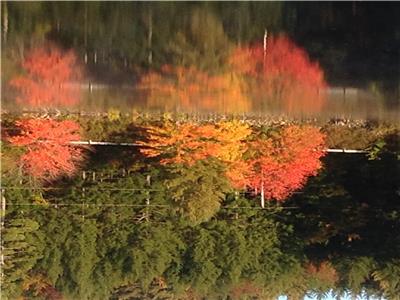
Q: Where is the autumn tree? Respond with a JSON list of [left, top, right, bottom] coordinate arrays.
[[227, 125, 327, 203], [8, 118, 85, 181], [10, 44, 82, 107], [229, 34, 327, 114], [140, 121, 326, 204], [139, 120, 251, 165]]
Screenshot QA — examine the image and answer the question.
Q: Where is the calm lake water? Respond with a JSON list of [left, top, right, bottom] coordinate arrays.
[[2, 84, 399, 123]]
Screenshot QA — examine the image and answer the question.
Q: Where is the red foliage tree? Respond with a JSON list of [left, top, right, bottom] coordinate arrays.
[[228, 125, 326, 201], [8, 118, 85, 181], [229, 35, 327, 113], [10, 45, 82, 107]]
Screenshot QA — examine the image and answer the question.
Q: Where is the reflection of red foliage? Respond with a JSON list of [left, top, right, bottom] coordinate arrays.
[[229, 35, 327, 113], [9, 119, 85, 181], [228, 126, 326, 201], [10, 45, 82, 107]]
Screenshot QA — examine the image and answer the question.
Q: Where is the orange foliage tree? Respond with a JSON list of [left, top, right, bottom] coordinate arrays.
[[140, 121, 326, 203], [229, 34, 327, 113], [8, 118, 85, 181], [138, 65, 251, 113], [10, 45, 82, 107], [139, 120, 251, 165], [228, 125, 326, 201]]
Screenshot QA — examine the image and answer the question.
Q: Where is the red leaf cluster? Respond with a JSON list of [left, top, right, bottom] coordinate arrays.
[[229, 35, 327, 113], [10, 45, 82, 107], [227, 126, 326, 201], [8, 119, 85, 181]]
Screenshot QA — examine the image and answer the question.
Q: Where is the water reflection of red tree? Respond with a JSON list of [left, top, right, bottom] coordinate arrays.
[[229, 35, 327, 114], [10, 45, 82, 107], [8, 119, 85, 181]]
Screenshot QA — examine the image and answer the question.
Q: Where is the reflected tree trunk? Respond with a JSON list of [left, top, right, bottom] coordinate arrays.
[[2, 1, 8, 44], [84, 2, 88, 64], [147, 7, 153, 66]]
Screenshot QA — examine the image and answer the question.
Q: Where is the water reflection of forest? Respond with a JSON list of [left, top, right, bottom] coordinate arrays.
[[2, 114, 399, 299]]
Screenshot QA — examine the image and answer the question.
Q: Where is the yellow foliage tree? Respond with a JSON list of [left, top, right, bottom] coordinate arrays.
[[139, 120, 251, 165]]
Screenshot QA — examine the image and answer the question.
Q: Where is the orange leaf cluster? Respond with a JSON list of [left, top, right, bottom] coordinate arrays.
[[140, 121, 326, 202], [228, 126, 326, 201], [139, 120, 251, 165], [229, 34, 327, 113], [10, 45, 82, 107], [138, 65, 251, 113], [8, 118, 85, 181]]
